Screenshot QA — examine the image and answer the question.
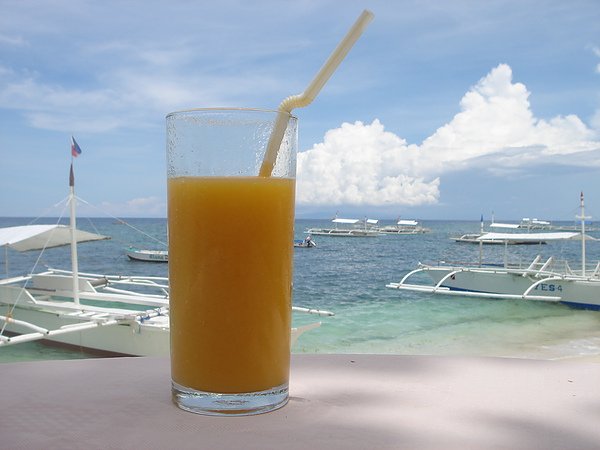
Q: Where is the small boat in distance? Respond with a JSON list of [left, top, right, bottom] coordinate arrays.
[[453, 216, 548, 245], [307, 217, 380, 237], [126, 247, 169, 262], [378, 219, 430, 235], [454, 232, 549, 245], [294, 235, 317, 248], [518, 217, 599, 232]]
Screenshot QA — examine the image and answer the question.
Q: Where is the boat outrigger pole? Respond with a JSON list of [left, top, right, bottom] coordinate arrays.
[[69, 162, 80, 305]]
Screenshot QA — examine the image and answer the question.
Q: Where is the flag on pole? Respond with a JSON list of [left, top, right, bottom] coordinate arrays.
[[69, 163, 75, 187], [71, 136, 82, 157]]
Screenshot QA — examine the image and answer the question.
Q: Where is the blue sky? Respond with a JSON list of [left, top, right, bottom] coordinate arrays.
[[1, 0, 599, 221]]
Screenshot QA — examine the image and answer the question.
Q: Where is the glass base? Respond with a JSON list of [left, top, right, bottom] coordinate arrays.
[[172, 381, 288, 416]]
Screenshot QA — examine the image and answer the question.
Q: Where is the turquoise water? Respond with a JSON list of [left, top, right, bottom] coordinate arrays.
[[2, 217, 600, 363]]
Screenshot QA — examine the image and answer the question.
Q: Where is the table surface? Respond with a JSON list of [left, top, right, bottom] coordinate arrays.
[[2, 354, 600, 450]]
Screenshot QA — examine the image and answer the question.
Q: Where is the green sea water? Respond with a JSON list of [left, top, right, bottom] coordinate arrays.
[[2, 217, 600, 363]]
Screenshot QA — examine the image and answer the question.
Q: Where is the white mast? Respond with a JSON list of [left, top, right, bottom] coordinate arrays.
[[577, 192, 590, 277], [69, 160, 80, 305], [479, 214, 483, 267]]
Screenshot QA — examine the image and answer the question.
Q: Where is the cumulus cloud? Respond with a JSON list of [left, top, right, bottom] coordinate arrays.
[[297, 120, 439, 206], [297, 64, 600, 207]]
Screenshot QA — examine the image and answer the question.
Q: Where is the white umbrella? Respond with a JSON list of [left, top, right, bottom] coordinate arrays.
[[0, 224, 109, 252]]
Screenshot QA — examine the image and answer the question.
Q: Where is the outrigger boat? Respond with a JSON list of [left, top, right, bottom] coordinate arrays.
[[378, 219, 430, 235], [454, 231, 549, 245], [307, 217, 380, 237], [387, 193, 600, 311], [518, 217, 598, 232], [0, 163, 333, 356], [454, 217, 550, 245]]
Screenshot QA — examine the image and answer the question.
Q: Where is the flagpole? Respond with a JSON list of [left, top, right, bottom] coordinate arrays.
[[69, 138, 80, 305]]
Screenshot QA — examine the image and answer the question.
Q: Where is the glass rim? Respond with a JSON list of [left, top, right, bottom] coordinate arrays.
[[166, 107, 297, 120]]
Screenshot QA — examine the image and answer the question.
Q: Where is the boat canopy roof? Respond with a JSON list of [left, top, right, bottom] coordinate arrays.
[[477, 231, 588, 242], [0, 224, 109, 252], [332, 218, 359, 224], [522, 218, 551, 225], [366, 219, 378, 224], [397, 220, 418, 226], [490, 222, 520, 229]]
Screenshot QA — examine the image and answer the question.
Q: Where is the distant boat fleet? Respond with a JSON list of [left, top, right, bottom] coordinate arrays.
[[127, 236, 319, 261], [306, 217, 430, 238]]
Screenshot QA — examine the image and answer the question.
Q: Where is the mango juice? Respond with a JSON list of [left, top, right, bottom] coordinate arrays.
[[168, 176, 295, 394]]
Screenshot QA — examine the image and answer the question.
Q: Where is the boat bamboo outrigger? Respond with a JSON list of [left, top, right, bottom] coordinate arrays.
[[387, 193, 600, 310], [0, 160, 334, 355]]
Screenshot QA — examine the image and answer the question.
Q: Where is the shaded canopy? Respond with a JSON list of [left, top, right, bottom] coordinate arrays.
[[0, 225, 110, 252]]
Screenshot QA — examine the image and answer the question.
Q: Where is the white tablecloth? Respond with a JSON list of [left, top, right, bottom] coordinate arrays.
[[1, 354, 599, 449]]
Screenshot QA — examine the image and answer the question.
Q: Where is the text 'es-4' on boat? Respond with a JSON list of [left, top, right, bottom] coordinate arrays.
[[306, 217, 380, 237], [0, 155, 334, 356], [387, 193, 600, 311]]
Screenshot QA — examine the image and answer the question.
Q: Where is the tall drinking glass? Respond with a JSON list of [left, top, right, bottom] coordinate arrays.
[[166, 108, 297, 415]]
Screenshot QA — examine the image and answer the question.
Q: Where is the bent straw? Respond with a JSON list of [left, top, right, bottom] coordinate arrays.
[[259, 9, 374, 177]]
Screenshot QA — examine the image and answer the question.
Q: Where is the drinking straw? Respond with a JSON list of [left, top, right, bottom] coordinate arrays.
[[259, 9, 374, 177]]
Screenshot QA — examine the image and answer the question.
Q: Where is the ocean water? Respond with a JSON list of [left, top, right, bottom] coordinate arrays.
[[2, 217, 600, 363]]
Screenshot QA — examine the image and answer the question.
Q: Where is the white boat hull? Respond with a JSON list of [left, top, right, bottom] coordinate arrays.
[[2, 303, 322, 355], [2, 304, 169, 356], [0, 274, 329, 355], [126, 249, 168, 262]]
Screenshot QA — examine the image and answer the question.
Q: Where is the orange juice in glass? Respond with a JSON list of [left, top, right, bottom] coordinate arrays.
[[166, 109, 297, 415]]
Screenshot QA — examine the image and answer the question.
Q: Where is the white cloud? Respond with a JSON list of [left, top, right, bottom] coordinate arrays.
[[297, 120, 439, 206], [297, 64, 600, 207], [0, 58, 286, 134], [95, 197, 166, 217], [0, 72, 132, 133], [0, 33, 26, 46], [592, 111, 600, 131]]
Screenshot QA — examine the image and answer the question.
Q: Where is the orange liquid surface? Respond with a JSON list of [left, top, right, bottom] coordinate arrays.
[[168, 176, 295, 393]]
